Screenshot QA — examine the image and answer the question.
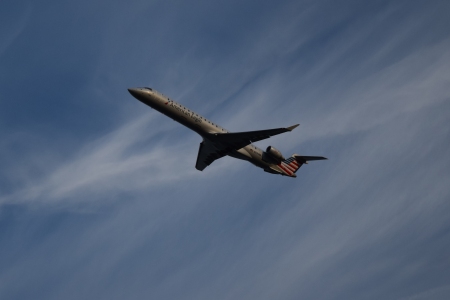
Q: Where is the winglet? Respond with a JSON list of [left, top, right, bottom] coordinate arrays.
[[287, 124, 300, 131]]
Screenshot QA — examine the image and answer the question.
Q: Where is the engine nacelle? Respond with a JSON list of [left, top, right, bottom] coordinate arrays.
[[262, 146, 285, 164]]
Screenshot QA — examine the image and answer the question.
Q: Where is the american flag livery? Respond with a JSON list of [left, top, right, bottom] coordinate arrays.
[[277, 156, 302, 177]]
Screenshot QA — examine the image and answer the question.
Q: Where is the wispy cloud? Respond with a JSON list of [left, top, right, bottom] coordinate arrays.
[[0, 114, 199, 206], [0, 3, 31, 57], [1, 0, 450, 299], [400, 285, 450, 300]]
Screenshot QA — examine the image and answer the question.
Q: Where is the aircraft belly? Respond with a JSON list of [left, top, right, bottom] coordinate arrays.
[[229, 147, 274, 170], [229, 148, 252, 161]]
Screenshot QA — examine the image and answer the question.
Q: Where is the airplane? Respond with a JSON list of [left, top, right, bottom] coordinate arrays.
[[128, 87, 327, 177]]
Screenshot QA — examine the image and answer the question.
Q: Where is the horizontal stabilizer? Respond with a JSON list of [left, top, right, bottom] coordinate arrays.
[[294, 155, 328, 164]]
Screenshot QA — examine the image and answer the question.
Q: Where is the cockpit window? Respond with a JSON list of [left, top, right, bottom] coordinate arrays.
[[144, 87, 152, 91]]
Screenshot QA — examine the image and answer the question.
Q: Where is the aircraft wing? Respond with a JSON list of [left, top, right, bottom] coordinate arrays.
[[208, 124, 299, 149], [195, 140, 229, 171], [195, 124, 299, 171]]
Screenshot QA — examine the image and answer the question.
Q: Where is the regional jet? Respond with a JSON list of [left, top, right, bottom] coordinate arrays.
[[128, 87, 327, 177]]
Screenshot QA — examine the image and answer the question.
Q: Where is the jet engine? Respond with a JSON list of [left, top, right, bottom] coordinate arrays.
[[262, 146, 285, 164]]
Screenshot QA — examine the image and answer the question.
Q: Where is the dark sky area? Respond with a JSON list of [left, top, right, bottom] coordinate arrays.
[[1, 0, 450, 299]]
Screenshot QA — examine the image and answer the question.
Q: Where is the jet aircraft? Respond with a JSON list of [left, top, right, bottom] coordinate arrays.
[[128, 87, 327, 177]]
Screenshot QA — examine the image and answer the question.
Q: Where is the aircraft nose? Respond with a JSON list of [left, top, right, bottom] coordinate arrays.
[[128, 88, 141, 98]]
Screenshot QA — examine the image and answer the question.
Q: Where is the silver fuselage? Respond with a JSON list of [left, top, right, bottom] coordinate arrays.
[[129, 88, 275, 171]]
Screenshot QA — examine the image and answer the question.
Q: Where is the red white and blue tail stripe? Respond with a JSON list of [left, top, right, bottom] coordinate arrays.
[[277, 155, 303, 177]]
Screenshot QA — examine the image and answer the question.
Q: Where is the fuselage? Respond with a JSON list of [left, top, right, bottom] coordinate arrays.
[[128, 87, 278, 172]]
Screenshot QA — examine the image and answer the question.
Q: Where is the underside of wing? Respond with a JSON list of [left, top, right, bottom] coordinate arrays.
[[195, 140, 229, 171], [209, 124, 299, 150]]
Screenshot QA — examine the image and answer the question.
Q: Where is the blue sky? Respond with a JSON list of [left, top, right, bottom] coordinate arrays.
[[1, 0, 450, 299]]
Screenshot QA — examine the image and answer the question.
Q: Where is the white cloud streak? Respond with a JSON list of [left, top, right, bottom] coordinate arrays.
[[1, 1, 450, 299], [0, 3, 31, 57]]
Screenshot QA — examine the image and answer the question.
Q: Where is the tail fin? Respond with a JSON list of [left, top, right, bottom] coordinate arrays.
[[278, 155, 302, 177], [278, 154, 328, 177]]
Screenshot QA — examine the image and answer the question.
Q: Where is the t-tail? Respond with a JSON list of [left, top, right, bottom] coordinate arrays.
[[277, 154, 327, 177]]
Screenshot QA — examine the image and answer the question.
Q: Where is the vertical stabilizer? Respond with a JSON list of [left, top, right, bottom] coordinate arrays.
[[276, 154, 327, 177], [277, 155, 303, 177]]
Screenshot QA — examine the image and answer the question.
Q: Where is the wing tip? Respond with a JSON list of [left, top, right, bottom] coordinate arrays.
[[287, 124, 300, 131]]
